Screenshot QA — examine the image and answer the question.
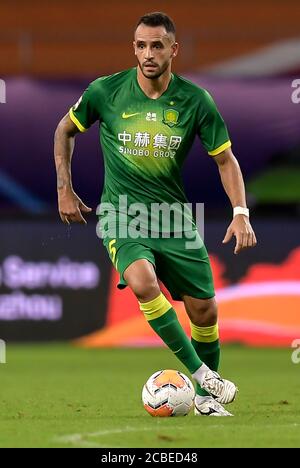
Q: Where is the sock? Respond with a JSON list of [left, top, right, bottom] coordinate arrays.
[[139, 293, 203, 374], [192, 362, 210, 386], [190, 323, 220, 397]]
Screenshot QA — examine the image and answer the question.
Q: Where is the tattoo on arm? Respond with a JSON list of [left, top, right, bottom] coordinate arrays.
[[54, 119, 75, 191], [57, 163, 69, 189]]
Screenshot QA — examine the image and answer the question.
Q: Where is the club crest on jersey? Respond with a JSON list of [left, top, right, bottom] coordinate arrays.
[[163, 109, 179, 127]]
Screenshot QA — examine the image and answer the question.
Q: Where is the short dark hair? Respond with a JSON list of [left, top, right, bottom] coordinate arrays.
[[135, 12, 176, 36]]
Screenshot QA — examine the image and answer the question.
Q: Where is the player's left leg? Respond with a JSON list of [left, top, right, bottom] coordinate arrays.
[[155, 233, 237, 414], [183, 295, 233, 416], [183, 295, 220, 394]]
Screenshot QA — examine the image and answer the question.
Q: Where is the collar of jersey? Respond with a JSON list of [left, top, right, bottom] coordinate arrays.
[[133, 67, 175, 101]]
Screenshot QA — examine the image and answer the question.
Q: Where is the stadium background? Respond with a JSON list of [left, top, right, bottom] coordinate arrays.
[[0, 0, 299, 448]]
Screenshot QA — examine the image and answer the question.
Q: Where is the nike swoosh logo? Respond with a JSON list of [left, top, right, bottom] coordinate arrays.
[[122, 112, 140, 119], [194, 403, 218, 416]]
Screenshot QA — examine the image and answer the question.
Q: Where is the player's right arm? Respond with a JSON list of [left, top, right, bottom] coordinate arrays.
[[54, 113, 92, 224], [54, 81, 101, 224]]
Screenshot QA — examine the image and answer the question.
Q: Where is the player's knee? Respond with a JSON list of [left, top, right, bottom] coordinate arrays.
[[126, 270, 160, 302], [124, 259, 160, 301], [133, 280, 160, 302], [190, 299, 218, 327]]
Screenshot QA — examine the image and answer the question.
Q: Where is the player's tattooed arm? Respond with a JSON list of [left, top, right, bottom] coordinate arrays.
[[54, 114, 78, 190], [213, 148, 257, 254], [54, 114, 92, 224]]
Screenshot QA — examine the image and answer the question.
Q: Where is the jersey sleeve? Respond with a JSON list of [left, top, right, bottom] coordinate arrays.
[[69, 81, 100, 132], [197, 90, 231, 156]]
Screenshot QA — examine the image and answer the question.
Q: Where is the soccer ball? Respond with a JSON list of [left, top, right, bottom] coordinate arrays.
[[142, 369, 195, 417]]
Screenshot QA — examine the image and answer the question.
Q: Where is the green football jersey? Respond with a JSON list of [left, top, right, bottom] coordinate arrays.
[[69, 67, 231, 235]]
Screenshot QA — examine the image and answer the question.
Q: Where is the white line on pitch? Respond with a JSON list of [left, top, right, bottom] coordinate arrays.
[[55, 426, 151, 447], [54, 422, 299, 447]]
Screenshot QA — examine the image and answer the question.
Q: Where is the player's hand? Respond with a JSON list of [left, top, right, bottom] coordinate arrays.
[[222, 215, 257, 254], [58, 189, 92, 225]]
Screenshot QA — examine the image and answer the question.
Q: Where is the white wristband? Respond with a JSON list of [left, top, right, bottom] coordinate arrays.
[[233, 206, 249, 217]]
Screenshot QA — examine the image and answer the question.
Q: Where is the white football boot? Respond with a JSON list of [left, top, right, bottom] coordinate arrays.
[[201, 370, 238, 404], [194, 396, 233, 416]]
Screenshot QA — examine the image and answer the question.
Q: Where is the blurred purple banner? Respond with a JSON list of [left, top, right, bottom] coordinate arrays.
[[0, 75, 299, 210]]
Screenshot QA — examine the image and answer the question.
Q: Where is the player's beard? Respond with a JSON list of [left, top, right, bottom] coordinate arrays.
[[138, 59, 170, 80]]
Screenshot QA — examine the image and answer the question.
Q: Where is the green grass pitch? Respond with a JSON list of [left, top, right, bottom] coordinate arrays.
[[0, 344, 299, 448]]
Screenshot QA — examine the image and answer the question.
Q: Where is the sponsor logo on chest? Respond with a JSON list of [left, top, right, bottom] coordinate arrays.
[[121, 108, 179, 127]]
